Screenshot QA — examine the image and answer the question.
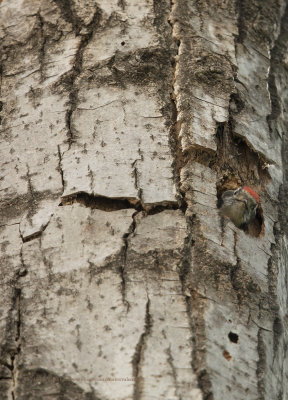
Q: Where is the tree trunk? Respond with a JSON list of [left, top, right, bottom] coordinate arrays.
[[0, 0, 287, 399]]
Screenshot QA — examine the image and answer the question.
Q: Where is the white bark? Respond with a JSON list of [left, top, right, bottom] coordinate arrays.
[[0, 0, 288, 399]]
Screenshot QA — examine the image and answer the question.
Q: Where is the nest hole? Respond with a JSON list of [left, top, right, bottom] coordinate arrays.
[[247, 208, 264, 237]]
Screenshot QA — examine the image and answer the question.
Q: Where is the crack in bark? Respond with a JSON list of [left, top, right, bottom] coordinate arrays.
[[60, 191, 179, 214], [178, 217, 213, 400], [0, 100, 3, 126], [166, 345, 181, 400], [8, 287, 22, 400], [230, 232, 246, 307], [145, 202, 179, 214], [26, 164, 35, 200], [132, 160, 143, 206], [256, 329, 266, 400], [0, 222, 20, 228], [185, 295, 213, 400], [37, 12, 46, 82], [119, 264, 128, 311], [235, 0, 246, 44], [0, 62, 3, 121], [167, 1, 187, 213], [233, 231, 238, 259], [132, 296, 152, 400], [77, 100, 119, 111], [60, 191, 139, 212], [18, 243, 28, 279], [229, 258, 242, 307], [20, 215, 54, 243], [252, 320, 272, 333], [120, 212, 138, 312], [266, 13, 287, 136], [61, 8, 102, 148], [220, 216, 226, 246], [57, 145, 65, 194], [191, 94, 227, 109]]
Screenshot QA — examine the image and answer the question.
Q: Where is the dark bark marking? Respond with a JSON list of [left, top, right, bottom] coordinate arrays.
[[120, 212, 138, 311], [167, 0, 187, 214], [228, 331, 239, 343], [166, 345, 181, 400], [60, 191, 139, 212], [132, 297, 152, 400], [60, 191, 179, 214], [256, 329, 266, 400], [235, 0, 246, 44], [175, 214, 213, 399], [0, 100, 3, 126], [59, 8, 102, 148], [8, 288, 22, 400], [57, 145, 65, 193], [132, 160, 143, 206], [37, 12, 47, 81], [53, 0, 82, 33]]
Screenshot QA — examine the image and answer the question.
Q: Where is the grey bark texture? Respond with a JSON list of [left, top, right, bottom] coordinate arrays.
[[0, 0, 288, 399]]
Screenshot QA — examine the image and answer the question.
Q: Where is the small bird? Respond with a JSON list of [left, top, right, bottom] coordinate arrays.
[[218, 186, 260, 229]]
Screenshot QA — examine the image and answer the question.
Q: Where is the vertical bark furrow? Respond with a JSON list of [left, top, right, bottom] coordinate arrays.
[[264, 2, 288, 397], [132, 297, 152, 400], [61, 8, 102, 149]]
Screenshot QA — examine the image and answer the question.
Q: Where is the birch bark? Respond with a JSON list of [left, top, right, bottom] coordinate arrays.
[[0, 0, 287, 399]]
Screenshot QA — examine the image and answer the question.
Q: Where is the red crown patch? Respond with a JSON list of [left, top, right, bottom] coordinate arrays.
[[242, 186, 260, 203]]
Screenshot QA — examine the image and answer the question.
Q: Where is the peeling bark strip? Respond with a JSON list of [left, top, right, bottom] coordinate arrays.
[[0, 0, 288, 399]]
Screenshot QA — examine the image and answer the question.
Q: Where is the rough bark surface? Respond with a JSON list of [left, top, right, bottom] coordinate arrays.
[[0, 0, 287, 399]]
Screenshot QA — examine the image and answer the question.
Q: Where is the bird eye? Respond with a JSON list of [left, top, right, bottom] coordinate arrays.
[[234, 187, 241, 195]]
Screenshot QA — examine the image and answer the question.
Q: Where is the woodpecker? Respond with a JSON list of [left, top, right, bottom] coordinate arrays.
[[218, 186, 260, 229]]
